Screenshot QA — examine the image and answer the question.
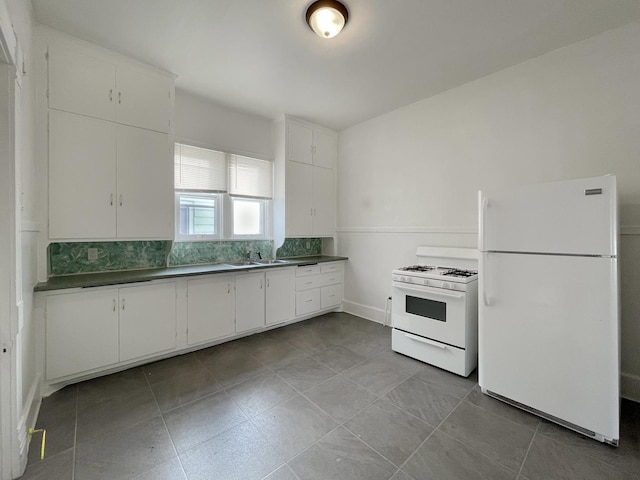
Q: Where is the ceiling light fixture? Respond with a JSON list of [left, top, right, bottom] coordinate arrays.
[[305, 0, 349, 39]]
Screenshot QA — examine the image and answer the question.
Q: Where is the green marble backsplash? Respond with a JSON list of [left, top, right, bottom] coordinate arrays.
[[49, 238, 323, 276], [49, 241, 169, 276], [168, 240, 274, 266], [276, 238, 322, 257]]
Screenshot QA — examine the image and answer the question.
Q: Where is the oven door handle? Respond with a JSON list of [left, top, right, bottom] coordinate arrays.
[[404, 332, 446, 349], [392, 282, 464, 299]]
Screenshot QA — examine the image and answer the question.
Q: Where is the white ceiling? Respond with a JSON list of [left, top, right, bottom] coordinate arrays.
[[31, 0, 640, 131]]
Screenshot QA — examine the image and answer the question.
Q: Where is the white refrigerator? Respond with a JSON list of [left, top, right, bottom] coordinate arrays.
[[478, 175, 619, 445]]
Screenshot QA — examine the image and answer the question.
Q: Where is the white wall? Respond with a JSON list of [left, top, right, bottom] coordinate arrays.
[[174, 89, 272, 159], [337, 21, 640, 400]]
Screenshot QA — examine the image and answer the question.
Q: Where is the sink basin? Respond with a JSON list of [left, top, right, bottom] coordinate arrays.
[[223, 261, 260, 267], [255, 259, 290, 265]]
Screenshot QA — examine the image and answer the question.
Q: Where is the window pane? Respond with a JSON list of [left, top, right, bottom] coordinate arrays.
[[233, 199, 262, 235], [179, 194, 217, 235]]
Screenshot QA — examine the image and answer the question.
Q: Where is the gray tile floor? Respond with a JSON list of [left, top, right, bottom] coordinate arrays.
[[21, 312, 640, 480]]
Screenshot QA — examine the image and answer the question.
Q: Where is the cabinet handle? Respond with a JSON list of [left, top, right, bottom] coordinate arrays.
[[112, 299, 116, 311], [119, 194, 123, 206], [260, 279, 263, 289], [109, 89, 113, 102], [305, 281, 313, 285], [305, 299, 313, 303], [110, 193, 113, 206], [227, 283, 230, 294], [121, 298, 125, 311], [267, 278, 270, 287], [118, 91, 122, 104]]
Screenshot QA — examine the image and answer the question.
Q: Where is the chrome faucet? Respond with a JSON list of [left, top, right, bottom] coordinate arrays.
[[257, 251, 262, 260], [246, 251, 251, 261]]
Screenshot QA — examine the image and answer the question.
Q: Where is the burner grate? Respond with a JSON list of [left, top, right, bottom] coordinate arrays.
[[399, 265, 435, 273], [442, 269, 477, 278]]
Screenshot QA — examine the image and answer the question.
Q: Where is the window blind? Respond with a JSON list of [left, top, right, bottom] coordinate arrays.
[[228, 155, 273, 199], [174, 143, 227, 192]]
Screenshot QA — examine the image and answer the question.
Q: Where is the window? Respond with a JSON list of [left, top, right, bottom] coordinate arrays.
[[228, 155, 273, 238], [174, 144, 273, 240]]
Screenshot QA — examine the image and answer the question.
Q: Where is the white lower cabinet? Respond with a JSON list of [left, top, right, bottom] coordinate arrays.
[[119, 282, 177, 362], [235, 271, 266, 333], [266, 268, 295, 325], [46, 288, 119, 380], [187, 275, 235, 345], [294, 261, 344, 317], [45, 281, 176, 380]]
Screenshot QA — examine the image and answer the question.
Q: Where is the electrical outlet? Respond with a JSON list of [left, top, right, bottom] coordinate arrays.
[[88, 248, 98, 262], [306, 241, 311, 249]]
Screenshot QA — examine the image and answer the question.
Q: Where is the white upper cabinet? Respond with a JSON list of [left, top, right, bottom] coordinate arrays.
[[285, 161, 314, 236], [48, 45, 117, 122], [49, 111, 173, 240], [48, 44, 173, 133], [116, 125, 173, 239], [277, 116, 337, 238], [49, 110, 117, 239], [116, 63, 173, 133], [312, 166, 335, 236], [286, 117, 337, 168], [287, 121, 314, 164], [311, 129, 337, 169]]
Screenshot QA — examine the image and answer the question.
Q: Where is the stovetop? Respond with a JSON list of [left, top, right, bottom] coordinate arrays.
[[393, 264, 478, 283]]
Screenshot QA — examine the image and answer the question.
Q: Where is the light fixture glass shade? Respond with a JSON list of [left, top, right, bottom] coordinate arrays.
[[309, 7, 345, 38], [306, 0, 349, 39]]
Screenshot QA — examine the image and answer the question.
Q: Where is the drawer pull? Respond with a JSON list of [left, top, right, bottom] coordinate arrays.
[[404, 332, 446, 349], [305, 299, 313, 303]]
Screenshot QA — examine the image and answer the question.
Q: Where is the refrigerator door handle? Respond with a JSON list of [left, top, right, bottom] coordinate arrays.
[[482, 255, 491, 306], [478, 191, 488, 251]]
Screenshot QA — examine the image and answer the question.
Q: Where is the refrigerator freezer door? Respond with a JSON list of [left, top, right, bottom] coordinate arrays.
[[479, 252, 619, 442], [479, 175, 617, 256]]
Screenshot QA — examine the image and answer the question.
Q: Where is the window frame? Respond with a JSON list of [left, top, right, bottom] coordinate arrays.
[[174, 192, 223, 242]]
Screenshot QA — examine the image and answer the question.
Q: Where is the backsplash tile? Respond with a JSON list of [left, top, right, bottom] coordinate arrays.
[[48, 237, 322, 276], [167, 240, 274, 266], [49, 241, 168, 276], [276, 238, 322, 257]]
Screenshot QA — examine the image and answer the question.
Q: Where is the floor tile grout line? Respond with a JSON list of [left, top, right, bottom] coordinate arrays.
[[396, 381, 476, 474], [516, 422, 540, 479], [143, 367, 190, 480]]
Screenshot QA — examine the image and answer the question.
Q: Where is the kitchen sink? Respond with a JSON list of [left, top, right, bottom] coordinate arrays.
[[255, 259, 290, 265], [223, 261, 260, 267]]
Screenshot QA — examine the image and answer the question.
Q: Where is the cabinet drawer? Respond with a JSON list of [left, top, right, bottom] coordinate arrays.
[[296, 275, 323, 291], [321, 284, 343, 309], [319, 271, 343, 287], [296, 265, 321, 277], [296, 289, 320, 316], [320, 262, 343, 274]]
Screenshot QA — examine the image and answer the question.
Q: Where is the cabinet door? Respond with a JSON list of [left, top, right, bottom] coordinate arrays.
[[287, 121, 313, 164], [286, 161, 313, 236], [49, 110, 117, 239], [116, 125, 173, 239], [235, 272, 265, 333], [116, 64, 172, 133], [312, 166, 335, 236], [266, 268, 295, 325], [46, 289, 119, 379], [187, 275, 235, 345], [48, 44, 116, 121], [119, 282, 177, 362], [296, 289, 320, 316], [312, 129, 336, 169]]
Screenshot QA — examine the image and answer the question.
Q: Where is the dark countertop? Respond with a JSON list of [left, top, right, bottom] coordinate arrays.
[[34, 255, 348, 292]]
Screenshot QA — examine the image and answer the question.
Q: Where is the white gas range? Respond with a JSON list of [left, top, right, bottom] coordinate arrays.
[[391, 247, 478, 377]]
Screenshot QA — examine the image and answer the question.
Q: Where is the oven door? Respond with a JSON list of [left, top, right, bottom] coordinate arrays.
[[392, 281, 466, 349]]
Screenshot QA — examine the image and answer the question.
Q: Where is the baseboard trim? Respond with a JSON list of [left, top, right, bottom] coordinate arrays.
[[343, 299, 388, 325], [17, 373, 41, 469], [336, 226, 477, 234], [621, 372, 640, 403]]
